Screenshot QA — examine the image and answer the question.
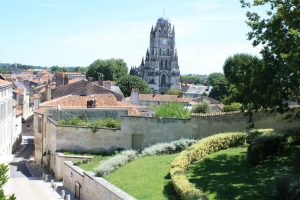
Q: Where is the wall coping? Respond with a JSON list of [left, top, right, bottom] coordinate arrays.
[[56, 152, 93, 159], [64, 161, 136, 200], [64, 161, 84, 176], [122, 115, 191, 121]]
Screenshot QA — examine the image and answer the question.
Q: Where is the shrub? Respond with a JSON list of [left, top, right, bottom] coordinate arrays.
[[275, 175, 300, 200], [191, 100, 211, 113], [284, 132, 300, 145], [247, 134, 284, 166], [96, 150, 138, 177], [222, 102, 242, 112], [57, 117, 121, 129], [141, 138, 195, 156], [247, 128, 275, 143], [165, 89, 183, 95], [170, 132, 247, 200], [155, 102, 191, 119]]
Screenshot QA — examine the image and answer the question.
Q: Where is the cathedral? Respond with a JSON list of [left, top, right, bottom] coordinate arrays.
[[130, 17, 181, 93]]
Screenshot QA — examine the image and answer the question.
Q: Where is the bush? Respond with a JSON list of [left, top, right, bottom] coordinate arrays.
[[141, 138, 195, 156], [222, 102, 242, 112], [170, 132, 247, 200], [155, 102, 191, 119], [165, 89, 183, 95], [96, 150, 138, 177], [247, 134, 284, 166], [284, 132, 300, 145], [247, 128, 275, 143], [275, 175, 300, 200], [191, 100, 211, 113], [57, 117, 121, 129]]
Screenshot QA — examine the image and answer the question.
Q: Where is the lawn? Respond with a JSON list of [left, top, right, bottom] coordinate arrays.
[[106, 154, 179, 200], [63, 152, 111, 172], [187, 145, 300, 200]]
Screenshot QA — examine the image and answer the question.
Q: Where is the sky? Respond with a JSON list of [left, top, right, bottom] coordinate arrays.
[[0, 0, 264, 75]]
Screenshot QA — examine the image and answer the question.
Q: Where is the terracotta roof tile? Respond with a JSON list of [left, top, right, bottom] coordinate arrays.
[[0, 79, 11, 85], [36, 94, 140, 116]]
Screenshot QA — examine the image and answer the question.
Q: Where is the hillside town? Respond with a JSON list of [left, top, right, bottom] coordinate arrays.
[[1, 1, 299, 200]]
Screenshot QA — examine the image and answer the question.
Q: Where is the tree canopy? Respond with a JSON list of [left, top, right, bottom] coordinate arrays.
[[116, 75, 151, 97], [86, 59, 128, 81], [0, 164, 15, 200], [240, 0, 300, 114], [207, 72, 229, 102], [180, 74, 207, 85]]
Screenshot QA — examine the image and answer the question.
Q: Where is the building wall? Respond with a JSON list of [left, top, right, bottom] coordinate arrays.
[[0, 83, 13, 163], [63, 161, 136, 200]]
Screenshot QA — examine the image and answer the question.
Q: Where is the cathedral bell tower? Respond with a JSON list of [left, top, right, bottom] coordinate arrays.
[[130, 17, 181, 93]]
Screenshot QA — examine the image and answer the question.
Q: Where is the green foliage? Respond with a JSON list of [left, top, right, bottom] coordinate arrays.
[[170, 132, 248, 200], [191, 100, 211, 113], [141, 138, 195, 156], [181, 74, 207, 85], [207, 72, 229, 101], [0, 164, 16, 200], [57, 117, 121, 129], [247, 128, 275, 143], [222, 102, 242, 112], [116, 75, 151, 97], [275, 175, 300, 200], [96, 150, 138, 177], [165, 88, 183, 95], [223, 53, 264, 109], [239, 1, 300, 113], [247, 134, 284, 166], [284, 132, 300, 145], [187, 145, 300, 200], [86, 58, 128, 81], [106, 154, 179, 200], [155, 102, 191, 119]]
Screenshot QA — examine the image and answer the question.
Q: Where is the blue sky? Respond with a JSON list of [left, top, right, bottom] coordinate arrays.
[[0, 0, 263, 74]]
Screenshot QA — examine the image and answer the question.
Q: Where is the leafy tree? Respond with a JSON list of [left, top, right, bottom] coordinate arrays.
[[0, 164, 16, 200], [223, 53, 263, 108], [86, 59, 128, 81], [180, 74, 207, 85], [165, 89, 183, 96], [207, 72, 228, 101], [240, 0, 300, 114], [222, 102, 242, 112], [191, 100, 211, 114], [116, 75, 151, 97], [50, 66, 68, 72], [155, 102, 191, 119]]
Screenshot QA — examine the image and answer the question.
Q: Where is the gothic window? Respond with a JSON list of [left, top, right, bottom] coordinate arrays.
[[161, 74, 166, 87], [160, 60, 163, 69], [160, 48, 162, 55], [167, 48, 170, 56], [165, 60, 168, 68]]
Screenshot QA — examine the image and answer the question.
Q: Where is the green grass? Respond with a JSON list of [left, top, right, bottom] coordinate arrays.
[[187, 145, 300, 200], [155, 102, 191, 119], [63, 152, 111, 172], [106, 154, 179, 200]]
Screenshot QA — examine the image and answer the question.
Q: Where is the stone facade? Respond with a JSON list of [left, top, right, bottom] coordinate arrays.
[[130, 17, 181, 93]]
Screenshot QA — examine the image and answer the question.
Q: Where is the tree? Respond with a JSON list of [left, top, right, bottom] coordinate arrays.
[[165, 88, 183, 96], [116, 75, 151, 97], [0, 164, 16, 200], [191, 100, 212, 114], [86, 59, 128, 81], [180, 74, 207, 85], [223, 53, 263, 108], [240, 0, 300, 114], [207, 72, 228, 101]]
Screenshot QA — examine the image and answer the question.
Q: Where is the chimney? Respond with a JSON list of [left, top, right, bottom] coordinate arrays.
[[98, 73, 104, 86], [87, 77, 93, 82], [103, 81, 111, 90], [45, 84, 51, 101], [130, 88, 140, 105]]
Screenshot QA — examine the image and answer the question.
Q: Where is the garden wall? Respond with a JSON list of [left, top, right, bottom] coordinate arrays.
[[122, 110, 300, 148], [63, 161, 136, 200]]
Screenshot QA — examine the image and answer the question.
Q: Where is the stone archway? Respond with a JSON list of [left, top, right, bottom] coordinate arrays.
[[161, 74, 166, 86]]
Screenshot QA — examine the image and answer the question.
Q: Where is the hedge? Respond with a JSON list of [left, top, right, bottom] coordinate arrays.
[[170, 132, 248, 200]]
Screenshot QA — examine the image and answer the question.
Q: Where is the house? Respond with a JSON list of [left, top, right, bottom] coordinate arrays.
[[54, 72, 85, 87], [181, 84, 212, 98], [39, 79, 124, 102], [33, 94, 140, 165], [0, 80, 22, 163]]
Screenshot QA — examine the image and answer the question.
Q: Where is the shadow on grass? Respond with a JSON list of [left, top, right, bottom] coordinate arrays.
[[188, 146, 300, 200], [163, 173, 180, 200]]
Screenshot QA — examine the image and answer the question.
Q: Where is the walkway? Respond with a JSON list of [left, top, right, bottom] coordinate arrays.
[[3, 136, 57, 200]]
